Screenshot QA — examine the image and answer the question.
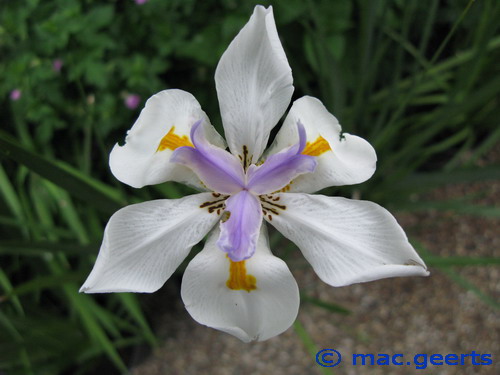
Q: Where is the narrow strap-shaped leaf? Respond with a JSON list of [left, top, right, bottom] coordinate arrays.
[[0, 269, 24, 315], [412, 239, 499, 310], [442, 268, 500, 310], [0, 241, 98, 256], [0, 130, 125, 214], [294, 319, 333, 375], [0, 310, 33, 374], [301, 294, 351, 315], [424, 256, 500, 267], [117, 293, 157, 346]]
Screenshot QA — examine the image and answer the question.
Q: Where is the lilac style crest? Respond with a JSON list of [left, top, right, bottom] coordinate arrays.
[[172, 120, 316, 261]]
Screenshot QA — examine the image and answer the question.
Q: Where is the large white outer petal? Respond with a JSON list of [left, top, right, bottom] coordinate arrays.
[[267, 96, 377, 193], [80, 193, 221, 293], [268, 193, 429, 287], [110, 89, 225, 189], [181, 226, 299, 342], [215, 5, 294, 163]]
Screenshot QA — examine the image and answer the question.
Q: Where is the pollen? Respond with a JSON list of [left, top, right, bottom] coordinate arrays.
[[302, 135, 331, 156], [156, 126, 193, 152], [226, 258, 257, 292]]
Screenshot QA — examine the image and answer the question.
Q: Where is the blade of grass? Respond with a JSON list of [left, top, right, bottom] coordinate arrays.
[[463, 126, 500, 167], [429, 0, 476, 65], [441, 268, 500, 309], [0, 273, 85, 300], [424, 256, 500, 267], [412, 239, 499, 310], [0, 268, 24, 315], [30, 173, 60, 242], [46, 258, 129, 373], [43, 180, 90, 244], [374, 0, 477, 148], [0, 241, 97, 256], [392, 166, 500, 193], [63, 283, 129, 372], [368, 34, 500, 109], [301, 294, 351, 315], [418, 0, 439, 55], [397, 200, 500, 218], [0, 164, 28, 237], [294, 319, 332, 375], [0, 130, 125, 214], [117, 293, 157, 346], [453, 0, 500, 100], [0, 310, 33, 374], [85, 298, 127, 339]]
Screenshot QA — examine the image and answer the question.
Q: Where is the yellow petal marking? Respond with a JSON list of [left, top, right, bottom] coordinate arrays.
[[302, 135, 331, 156], [226, 258, 257, 292], [156, 126, 193, 152], [275, 181, 292, 193]]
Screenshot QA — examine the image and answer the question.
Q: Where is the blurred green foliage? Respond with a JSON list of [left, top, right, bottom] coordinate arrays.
[[0, 0, 499, 374]]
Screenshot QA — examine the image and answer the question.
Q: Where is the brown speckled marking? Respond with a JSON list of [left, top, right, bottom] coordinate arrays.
[[200, 195, 229, 214], [260, 194, 286, 221], [238, 145, 252, 171]]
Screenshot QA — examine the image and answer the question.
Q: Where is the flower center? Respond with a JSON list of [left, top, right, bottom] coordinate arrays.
[[171, 120, 317, 262]]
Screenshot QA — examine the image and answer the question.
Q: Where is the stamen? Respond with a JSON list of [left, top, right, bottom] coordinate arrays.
[[226, 257, 257, 292], [156, 126, 193, 152], [302, 135, 331, 156]]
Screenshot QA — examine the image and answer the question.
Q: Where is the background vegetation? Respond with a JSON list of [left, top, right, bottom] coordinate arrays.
[[1, 0, 498, 374]]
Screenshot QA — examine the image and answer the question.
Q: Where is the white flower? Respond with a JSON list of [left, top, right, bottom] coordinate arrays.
[[80, 5, 428, 342]]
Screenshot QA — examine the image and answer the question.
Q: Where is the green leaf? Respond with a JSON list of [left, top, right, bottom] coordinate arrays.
[[117, 293, 157, 346], [424, 256, 500, 267], [84, 5, 114, 31], [412, 239, 499, 310], [0, 241, 98, 256], [392, 166, 500, 193], [301, 294, 351, 315], [1, 273, 85, 299], [0, 165, 25, 223], [0, 269, 24, 315], [293, 320, 331, 375], [397, 200, 500, 218], [441, 268, 500, 310], [0, 130, 125, 214]]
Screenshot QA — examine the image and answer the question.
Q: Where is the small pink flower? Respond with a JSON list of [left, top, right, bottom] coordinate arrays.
[[53, 59, 64, 72], [135, 0, 148, 5], [10, 89, 22, 101], [125, 94, 141, 109]]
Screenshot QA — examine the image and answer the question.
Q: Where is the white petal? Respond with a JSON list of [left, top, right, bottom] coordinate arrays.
[[80, 193, 222, 293], [268, 193, 429, 287], [181, 226, 299, 342], [110, 89, 225, 189], [267, 96, 377, 193], [215, 5, 294, 163]]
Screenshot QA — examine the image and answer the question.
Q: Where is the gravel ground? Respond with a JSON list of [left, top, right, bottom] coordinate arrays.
[[131, 158, 499, 375]]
